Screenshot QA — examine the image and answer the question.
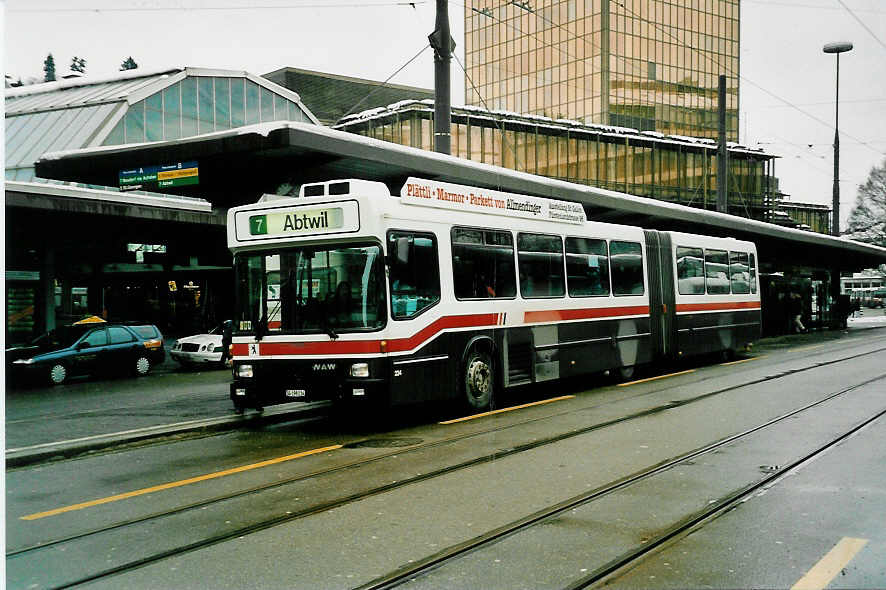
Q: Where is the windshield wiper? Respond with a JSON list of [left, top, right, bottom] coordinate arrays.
[[322, 309, 339, 340], [255, 299, 281, 341]]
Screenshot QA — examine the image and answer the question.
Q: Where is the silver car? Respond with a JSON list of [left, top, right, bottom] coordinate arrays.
[[170, 321, 230, 367]]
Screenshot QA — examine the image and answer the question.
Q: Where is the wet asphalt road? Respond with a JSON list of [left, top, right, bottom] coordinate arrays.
[[5, 322, 886, 589]]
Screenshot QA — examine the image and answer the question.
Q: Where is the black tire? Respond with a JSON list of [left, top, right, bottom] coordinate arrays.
[[134, 355, 151, 376], [463, 348, 494, 411], [48, 363, 67, 385]]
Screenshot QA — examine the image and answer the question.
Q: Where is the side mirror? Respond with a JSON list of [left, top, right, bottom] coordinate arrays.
[[77, 341, 90, 350]]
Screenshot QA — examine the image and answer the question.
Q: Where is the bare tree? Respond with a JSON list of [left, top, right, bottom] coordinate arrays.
[[846, 157, 886, 247]]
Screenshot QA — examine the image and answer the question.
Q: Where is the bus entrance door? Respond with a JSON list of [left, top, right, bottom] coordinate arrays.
[[644, 230, 677, 361]]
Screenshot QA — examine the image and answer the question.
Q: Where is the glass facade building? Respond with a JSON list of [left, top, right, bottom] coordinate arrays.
[[336, 101, 776, 221], [104, 76, 314, 145], [5, 68, 318, 182], [464, 0, 739, 139]]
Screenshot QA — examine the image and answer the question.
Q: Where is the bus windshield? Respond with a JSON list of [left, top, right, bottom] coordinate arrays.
[[234, 243, 386, 336]]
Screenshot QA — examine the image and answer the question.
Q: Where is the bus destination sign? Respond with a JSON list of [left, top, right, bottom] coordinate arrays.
[[234, 200, 360, 242], [400, 177, 586, 224], [249, 207, 344, 236]]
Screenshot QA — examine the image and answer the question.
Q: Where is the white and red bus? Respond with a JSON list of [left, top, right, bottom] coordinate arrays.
[[227, 177, 760, 412]]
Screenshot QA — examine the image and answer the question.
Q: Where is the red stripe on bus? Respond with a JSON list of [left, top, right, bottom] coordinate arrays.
[[675, 301, 761, 313], [524, 305, 650, 323], [231, 313, 499, 357], [386, 312, 498, 353]]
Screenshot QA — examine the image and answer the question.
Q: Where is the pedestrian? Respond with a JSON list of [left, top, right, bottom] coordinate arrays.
[[790, 292, 806, 333], [221, 319, 232, 366]]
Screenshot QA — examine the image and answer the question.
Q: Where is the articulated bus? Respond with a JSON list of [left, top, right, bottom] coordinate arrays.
[[227, 177, 761, 412]]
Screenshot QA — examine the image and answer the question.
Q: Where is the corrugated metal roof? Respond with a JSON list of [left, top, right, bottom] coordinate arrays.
[[5, 70, 180, 114], [6, 104, 121, 170]]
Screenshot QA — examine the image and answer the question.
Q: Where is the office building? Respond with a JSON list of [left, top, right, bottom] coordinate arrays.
[[464, 0, 739, 139]]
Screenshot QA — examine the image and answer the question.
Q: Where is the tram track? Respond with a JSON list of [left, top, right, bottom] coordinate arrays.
[[7, 343, 886, 589], [358, 375, 886, 590], [10, 343, 885, 556]]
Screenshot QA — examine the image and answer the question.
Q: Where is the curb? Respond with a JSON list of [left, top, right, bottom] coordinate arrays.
[[6, 401, 331, 469]]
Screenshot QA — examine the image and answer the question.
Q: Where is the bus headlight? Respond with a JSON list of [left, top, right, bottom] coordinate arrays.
[[350, 363, 369, 378], [236, 364, 254, 378]]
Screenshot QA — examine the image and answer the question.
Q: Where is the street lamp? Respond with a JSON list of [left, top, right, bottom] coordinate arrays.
[[823, 41, 853, 236]]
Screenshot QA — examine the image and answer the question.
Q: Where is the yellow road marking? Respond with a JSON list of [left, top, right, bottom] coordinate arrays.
[[791, 537, 869, 590], [617, 369, 695, 387], [21, 444, 342, 521], [721, 356, 764, 366], [439, 395, 575, 424], [794, 344, 826, 352]]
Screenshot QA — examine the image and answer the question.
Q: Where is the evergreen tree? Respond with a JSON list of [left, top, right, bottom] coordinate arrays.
[[120, 56, 139, 71], [846, 158, 886, 247], [70, 56, 87, 74], [43, 53, 56, 82]]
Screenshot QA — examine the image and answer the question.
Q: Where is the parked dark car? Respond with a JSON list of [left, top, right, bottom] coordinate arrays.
[[6, 322, 165, 385]]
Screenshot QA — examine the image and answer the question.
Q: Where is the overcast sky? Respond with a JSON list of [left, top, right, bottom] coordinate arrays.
[[4, 0, 885, 230]]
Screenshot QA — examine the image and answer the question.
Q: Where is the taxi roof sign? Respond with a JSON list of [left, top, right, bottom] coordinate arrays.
[[72, 315, 107, 325]]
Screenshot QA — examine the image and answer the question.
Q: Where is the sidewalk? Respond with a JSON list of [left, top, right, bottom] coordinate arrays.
[[6, 401, 331, 468], [847, 308, 886, 327]]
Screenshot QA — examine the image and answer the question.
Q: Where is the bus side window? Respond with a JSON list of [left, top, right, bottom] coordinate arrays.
[[566, 237, 610, 297], [705, 249, 730, 294], [518, 233, 565, 298], [676, 246, 705, 295], [388, 231, 440, 319], [610, 241, 645, 296], [729, 251, 751, 294], [451, 227, 516, 299]]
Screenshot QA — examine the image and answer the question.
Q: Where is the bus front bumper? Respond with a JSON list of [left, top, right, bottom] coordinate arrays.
[[230, 378, 387, 409]]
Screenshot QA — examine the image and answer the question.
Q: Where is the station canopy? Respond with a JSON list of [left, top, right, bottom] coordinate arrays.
[[36, 120, 886, 271]]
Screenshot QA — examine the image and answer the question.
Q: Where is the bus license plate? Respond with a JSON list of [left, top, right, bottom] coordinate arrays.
[[285, 389, 306, 398]]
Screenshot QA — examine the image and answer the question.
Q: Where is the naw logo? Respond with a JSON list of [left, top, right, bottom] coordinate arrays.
[[312, 362, 336, 371]]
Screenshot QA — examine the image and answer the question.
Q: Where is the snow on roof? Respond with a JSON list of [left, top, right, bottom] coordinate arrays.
[[5, 66, 185, 99], [336, 100, 772, 156]]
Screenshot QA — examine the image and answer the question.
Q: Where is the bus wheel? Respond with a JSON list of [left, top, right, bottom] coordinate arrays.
[[464, 349, 493, 410]]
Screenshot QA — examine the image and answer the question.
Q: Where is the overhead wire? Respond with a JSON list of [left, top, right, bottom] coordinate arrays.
[[491, 0, 877, 190], [452, 51, 524, 174], [332, 44, 432, 126], [611, 0, 882, 157], [461, 0, 772, 208], [8, 1, 430, 12], [835, 0, 886, 53], [743, 0, 886, 13]]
